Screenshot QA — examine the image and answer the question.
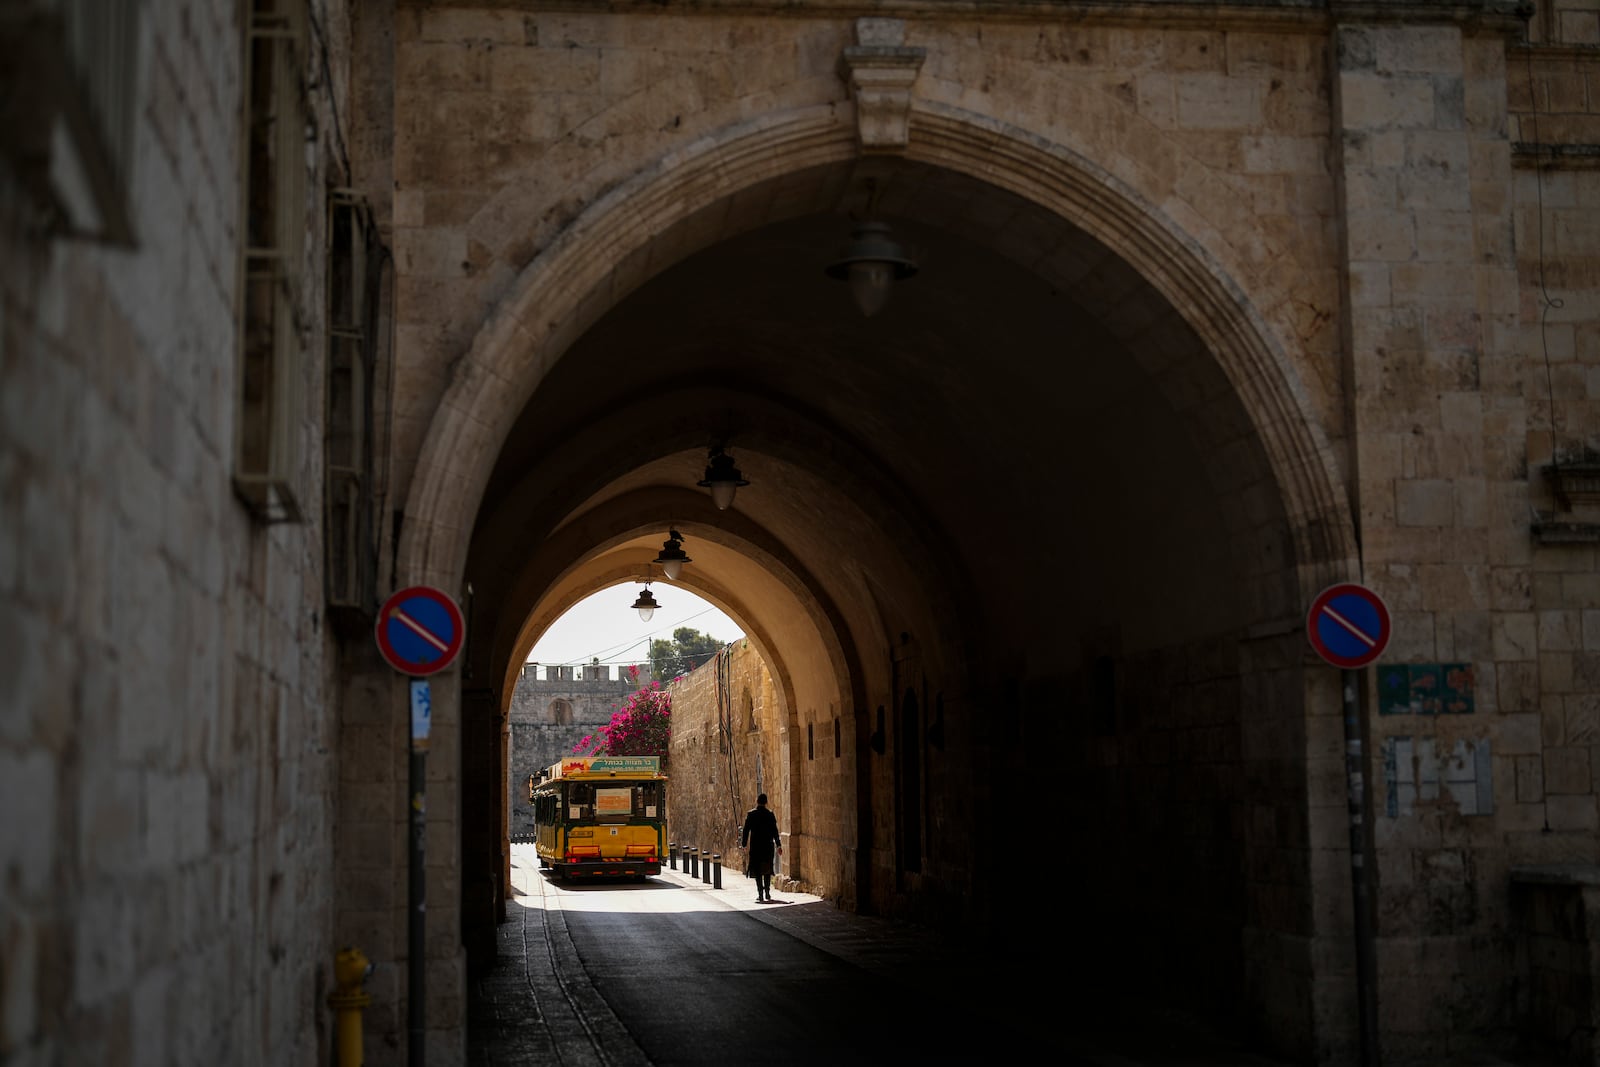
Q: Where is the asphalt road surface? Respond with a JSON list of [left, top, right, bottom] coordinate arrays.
[[469, 848, 1580, 1066], [469, 847, 1084, 1066]]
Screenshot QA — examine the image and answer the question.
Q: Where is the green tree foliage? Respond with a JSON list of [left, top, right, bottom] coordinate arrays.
[[572, 665, 670, 756], [649, 626, 724, 682]]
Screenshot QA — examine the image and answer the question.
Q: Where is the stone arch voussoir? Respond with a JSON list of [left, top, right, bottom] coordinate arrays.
[[907, 103, 1359, 601], [400, 102, 1357, 608]]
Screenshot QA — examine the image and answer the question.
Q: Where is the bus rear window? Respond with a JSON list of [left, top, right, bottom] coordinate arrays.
[[561, 780, 665, 821], [596, 788, 632, 817]]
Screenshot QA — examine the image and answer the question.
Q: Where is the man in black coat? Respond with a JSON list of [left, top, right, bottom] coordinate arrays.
[[739, 793, 782, 902]]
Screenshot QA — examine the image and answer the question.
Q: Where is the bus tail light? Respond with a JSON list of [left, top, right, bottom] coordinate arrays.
[[625, 845, 655, 859], [566, 845, 601, 862]]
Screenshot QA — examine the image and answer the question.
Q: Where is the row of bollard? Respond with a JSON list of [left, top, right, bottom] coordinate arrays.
[[668, 842, 722, 889]]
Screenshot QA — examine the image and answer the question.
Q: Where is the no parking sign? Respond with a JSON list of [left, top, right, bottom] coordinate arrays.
[[374, 585, 462, 1064], [375, 585, 464, 677], [1307, 582, 1391, 669]]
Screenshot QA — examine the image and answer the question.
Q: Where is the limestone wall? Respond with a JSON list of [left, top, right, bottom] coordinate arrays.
[[385, 8, 1353, 520], [504, 664, 637, 834], [1329, 18, 1600, 1062], [664, 643, 791, 888], [378, 7, 1597, 1061], [0, 4, 349, 1064], [3, 3, 1594, 1064]]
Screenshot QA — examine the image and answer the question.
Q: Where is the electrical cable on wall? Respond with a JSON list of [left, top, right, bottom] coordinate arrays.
[[307, 1, 352, 184], [715, 645, 742, 848], [1522, 34, 1566, 472], [1521, 27, 1559, 833]]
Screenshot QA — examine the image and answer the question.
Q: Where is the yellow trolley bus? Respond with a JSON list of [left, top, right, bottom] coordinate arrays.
[[529, 755, 668, 880]]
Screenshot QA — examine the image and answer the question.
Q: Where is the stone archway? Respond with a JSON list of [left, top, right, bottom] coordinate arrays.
[[395, 98, 1363, 1063], [397, 102, 1356, 593]]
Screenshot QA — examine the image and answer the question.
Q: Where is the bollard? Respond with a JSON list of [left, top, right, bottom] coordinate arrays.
[[712, 853, 722, 889], [690, 847, 698, 879], [701, 849, 711, 884], [328, 946, 372, 1067], [669, 842, 677, 871]]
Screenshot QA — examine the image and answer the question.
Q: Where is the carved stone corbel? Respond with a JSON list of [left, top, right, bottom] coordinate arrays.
[[838, 18, 925, 154]]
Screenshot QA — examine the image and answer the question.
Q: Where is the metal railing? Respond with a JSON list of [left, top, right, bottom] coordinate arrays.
[[0, 0, 141, 243]]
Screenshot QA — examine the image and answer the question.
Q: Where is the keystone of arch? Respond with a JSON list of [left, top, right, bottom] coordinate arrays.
[[400, 102, 1359, 603], [838, 17, 925, 153]]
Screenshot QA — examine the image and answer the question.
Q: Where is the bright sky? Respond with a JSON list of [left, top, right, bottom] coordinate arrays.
[[525, 584, 745, 669]]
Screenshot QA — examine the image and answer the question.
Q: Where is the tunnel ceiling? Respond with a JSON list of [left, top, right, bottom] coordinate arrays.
[[469, 161, 1284, 688]]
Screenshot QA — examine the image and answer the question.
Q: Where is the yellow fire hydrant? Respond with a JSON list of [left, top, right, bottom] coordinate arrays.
[[328, 946, 372, 1066]]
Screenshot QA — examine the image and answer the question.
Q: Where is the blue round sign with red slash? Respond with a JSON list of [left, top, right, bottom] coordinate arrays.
[[1307, 582, 1391, 669], [376, 586, 464, 677]]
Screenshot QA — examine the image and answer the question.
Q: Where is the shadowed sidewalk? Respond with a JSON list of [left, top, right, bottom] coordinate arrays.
[[467, 847, 1561, 1067]]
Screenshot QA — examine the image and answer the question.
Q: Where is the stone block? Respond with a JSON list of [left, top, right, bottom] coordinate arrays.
[[1545, 747, 1593, 795], [1396, 479, 1456, 527], [1375, 26, 1463, 76], [345, 781, 392, 824], [1432, 75, 1466, 131], [397, 41, 490, 91], [1545, 794, 1599, 832], [1497, 711, 1543, 754], [1542, 651, 1575, 694], [1440, 611, 1492, 660], [416, 9, 529, 45], [1534, 571, 1567, 609], [337, 818, 397, 870], [0, 751, 55, 898], [488, 43, 599, 96], [1577, 603, 1600, 642], [343, 907, 399, 965], [1577, 652, 1600, 692], [1493, 613, 1540, 661], [1340, 73, 1437, 130], [1419, 564, 1490, 610], [1568, 693, 1600, 745], [1540, 609, 1584, 651], [20, 471, 78, 628], [1175, 73, 1263, 129], [72, 890, 135, 1006], [394, 226, 470, 279], [1388, 259, 1472, 308], [1241, 134, 1326, 175], [1346, 208, 1418, 262]]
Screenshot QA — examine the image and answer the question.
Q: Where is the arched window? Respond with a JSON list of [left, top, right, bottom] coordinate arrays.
[[743, 688, 756, 731], [547, 698, 573, 725]]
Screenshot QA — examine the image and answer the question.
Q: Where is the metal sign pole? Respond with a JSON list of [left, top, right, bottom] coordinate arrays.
[[1342, 668, 1381, 1067], [373, 585, 462, 1067], [1307, 582, 1390, 1067], [409, 678, 431, 1067]]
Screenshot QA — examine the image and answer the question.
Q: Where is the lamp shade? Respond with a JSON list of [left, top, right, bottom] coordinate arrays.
[[631, 586, 658, 622], [653, 530, 692, 580], [697, 450, 749, 510], [825, 221, 917, 317]]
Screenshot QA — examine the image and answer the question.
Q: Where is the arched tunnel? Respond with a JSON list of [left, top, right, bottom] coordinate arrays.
[[443, 153, 1350, 1045]]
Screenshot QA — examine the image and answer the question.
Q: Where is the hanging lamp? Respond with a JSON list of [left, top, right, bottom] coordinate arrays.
[[631, 583, 658, 622], [652, 530, 692, 581], [825, 220, 918, 317], [697, 447, 749, 510]]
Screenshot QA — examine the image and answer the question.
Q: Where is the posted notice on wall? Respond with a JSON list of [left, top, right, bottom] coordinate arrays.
[[410, 678, 432, 750]]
